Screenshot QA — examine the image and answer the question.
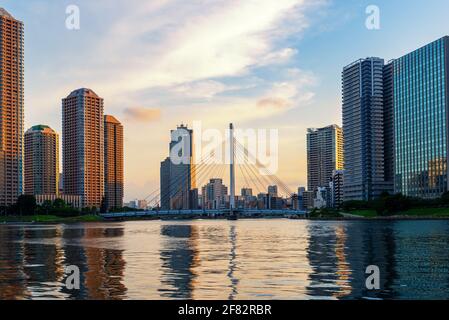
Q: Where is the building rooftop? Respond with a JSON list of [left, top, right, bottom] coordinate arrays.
[[66, 88, 100, 99], [105, 115, 121, 124], [0, 8, 13, 18], [26, 125, 57, 135]]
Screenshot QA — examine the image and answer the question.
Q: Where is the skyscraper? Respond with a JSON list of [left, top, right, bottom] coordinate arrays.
[[330, 170, 344, 209], [0, 8, 24, 207], [342, 58, 393, 201], [394, 36, 449, 198], [202, 178, 228, 210], [62, 88, 104, 208], [307, 125, 344, 192], [268, 185, 278, 197], [104, 115, 124, 210], [24, 125, 59, 196], [160, 125, 196, 210]]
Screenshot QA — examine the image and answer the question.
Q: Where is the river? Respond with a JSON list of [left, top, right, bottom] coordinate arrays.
[[1, 219, 449, 300]]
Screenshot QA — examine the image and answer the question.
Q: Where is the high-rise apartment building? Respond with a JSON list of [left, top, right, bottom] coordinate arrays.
[[342, 58, 393, 201], [268, 185, 278, 197], [307, 125, 344, 192], [330, 170, 345, 209], [202, 178, 228, 210], [394, 36, 449, 198], [62, 88, 104, 208], [24, 125, 59, 196], [104, 115, 124, 210], [0, 8, 24, 207], [160, 125, 196, 210]]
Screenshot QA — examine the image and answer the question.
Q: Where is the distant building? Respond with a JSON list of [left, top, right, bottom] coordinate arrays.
[[342, 58, 393, 201], [302, 191, 315, 210], [137, 200, 148, 210], [189, 189, 199, 210], [0, 8, 24, 206], [257, 193, 269, 209], [314, 187, 329, 209], [124, 200, 137, 209], [268, 185, 278, 197], [24, 125, 59, 196], [331, 170, 345, 209], [269, 196, 284, 210], [297, 187, 306, 210], [160, 158, 171, 209], [202, 179, 228, 210], [35, 194, 82, 209], [104, 115, 124, 210], [63, 88, 104, 208], [160, 125, 196, 210], [241, 188, 253, 197], [307, 125, 343, 192]]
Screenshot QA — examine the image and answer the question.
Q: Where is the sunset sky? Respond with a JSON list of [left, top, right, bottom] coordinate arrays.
[[4, 0, 449, 201]]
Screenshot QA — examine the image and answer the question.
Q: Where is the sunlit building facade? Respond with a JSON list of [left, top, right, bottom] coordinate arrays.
[[104, 115, 124, 210], [62, 88, 104, 208], [0, 8, 24, 206], [24, 125, 59, 196], [307, 125, 344, 192], [394, 36, 449, 198]]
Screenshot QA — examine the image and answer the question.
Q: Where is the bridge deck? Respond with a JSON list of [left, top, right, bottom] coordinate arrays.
[[101, 209, 307, 219]]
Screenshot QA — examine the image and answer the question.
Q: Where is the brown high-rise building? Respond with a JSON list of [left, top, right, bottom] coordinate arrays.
[[0, 8, 24, 207], [104, 115, 124, 210], [62, 88, 104, 208], [24, 125, 59, 196]]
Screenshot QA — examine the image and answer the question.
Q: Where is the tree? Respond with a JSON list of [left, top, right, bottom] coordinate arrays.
[[100, 196, 108, 214], [53, 198, 67, 209], [17, 195, 37, 216], [42, 200, 53, 215]]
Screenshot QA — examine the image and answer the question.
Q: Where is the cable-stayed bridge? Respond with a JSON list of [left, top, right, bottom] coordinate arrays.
[[102, 124, 306, 220]]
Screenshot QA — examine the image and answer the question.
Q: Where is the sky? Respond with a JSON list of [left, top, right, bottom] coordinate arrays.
[[3, 0, 449, 201]]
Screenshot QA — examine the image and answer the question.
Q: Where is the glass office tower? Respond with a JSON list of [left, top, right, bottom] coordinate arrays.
[[394, 36, 449, 198], [342, 58, 393, 201]]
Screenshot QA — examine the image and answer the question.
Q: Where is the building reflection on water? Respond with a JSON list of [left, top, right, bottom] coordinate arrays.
[[227, 225, 239, 300], [0, 224, 127, 300], [1, 220, 449, 300], [159, 224, 199, 299]]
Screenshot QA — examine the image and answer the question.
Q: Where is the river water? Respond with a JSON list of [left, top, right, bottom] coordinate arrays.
[[1, 219, 449, 300]]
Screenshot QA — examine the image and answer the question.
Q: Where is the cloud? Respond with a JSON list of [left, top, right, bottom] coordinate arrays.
[[22, 0, 328, 200], [124, 107, 161, 123], [255, 68, 316, 113], [173, 80, 228, 98], [257, 97, 291, 109], [258, 48, 298, 66], [42, 0, 320, 95]]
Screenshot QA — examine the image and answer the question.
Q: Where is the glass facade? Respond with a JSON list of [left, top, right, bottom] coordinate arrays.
[[394, 37, 449, 198], [342, 58, 393, 201]]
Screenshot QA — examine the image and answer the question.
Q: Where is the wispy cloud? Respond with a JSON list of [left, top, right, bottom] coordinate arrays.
[[124, 107, 161, 123]]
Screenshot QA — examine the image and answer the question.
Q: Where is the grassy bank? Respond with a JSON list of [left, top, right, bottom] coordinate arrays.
[[346, 207, 449, 218], [0, 215, 104, 223]]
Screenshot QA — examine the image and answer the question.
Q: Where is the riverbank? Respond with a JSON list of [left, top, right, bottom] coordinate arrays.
[[307, 207, 449, 221], [344, 207, 449, 219], [3, 210, 449, 224], [0, 215, 104, 224]]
